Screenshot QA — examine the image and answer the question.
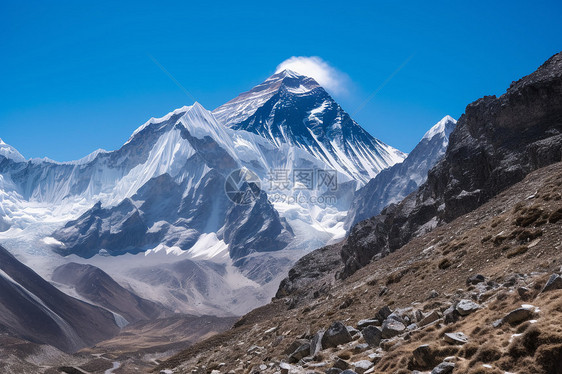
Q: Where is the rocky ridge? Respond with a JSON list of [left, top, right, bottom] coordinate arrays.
[[340, 52, 562, 277]]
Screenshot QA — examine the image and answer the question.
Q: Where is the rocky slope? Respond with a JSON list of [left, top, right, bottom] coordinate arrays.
[[340, 51, 562, 277], [52, 262, 170, 325], [151, 52, 562, 374], [0, 245, 120, 353], [344, 116, 456, 231], [156, 161, 562, 374]]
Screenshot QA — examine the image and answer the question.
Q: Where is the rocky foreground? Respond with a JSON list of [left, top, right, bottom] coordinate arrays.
[[156, 162, 562, 374]]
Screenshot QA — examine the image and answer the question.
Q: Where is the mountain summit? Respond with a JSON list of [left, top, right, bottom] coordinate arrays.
[[344, 115, 457, 230], [213, 70, 320, 127], [0, 138, 25, 163], [213, 70, 406, 183]]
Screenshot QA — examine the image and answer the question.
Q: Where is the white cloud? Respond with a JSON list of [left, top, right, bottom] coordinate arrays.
[[275, 56, 349, 95]]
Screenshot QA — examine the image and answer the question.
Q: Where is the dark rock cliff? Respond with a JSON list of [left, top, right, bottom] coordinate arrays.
[[341, 52, 562, 277]]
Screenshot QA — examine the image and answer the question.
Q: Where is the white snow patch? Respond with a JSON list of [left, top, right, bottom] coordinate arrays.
[[42, 237, 65, 247]]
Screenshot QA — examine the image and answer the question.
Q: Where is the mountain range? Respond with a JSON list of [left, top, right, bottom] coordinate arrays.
[[0, 64, 460, 366], [0, 69, 445, 318]]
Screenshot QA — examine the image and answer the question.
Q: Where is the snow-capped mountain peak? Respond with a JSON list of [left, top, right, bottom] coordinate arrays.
[[0, 138, 26, 163], [180, 101, 236, 146], [126, 104, 194, 144], [264, 69, 320, 93], [213, 70, 321, 129], [1, 76, 404, 317], [422, 115, 457, 141], [213, 69, 406, 184], [345, 115, 457, 230]]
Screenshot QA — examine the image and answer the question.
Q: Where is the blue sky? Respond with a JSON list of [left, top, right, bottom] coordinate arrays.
[[1, 1, 561, 161]]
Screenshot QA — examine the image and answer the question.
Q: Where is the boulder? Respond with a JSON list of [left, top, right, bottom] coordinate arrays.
[[431, 361, 455, 374], [280, 362, 292, 374], [542, 274, 562, 292], [412, 344, 436, 368], [381, 319, 406, 339], [467, 274, 485, 285], [456, 299, 480, 316], [357, 319, 379, 329], [362, 326, 382, 347], [289, 342, 311, 362], [443, 306, 460, 324], [368, 352, 382, 364], [443, 332, 468, 345], [347, 326, 360, 337], [333, 358, 350, 370], [284, 339, 308, 355], [387, 312, 406, 324], [502, 307, 534, 325], [322, 321, 353, 348], [419, 310, 441, 326], [375, 306, 392, 321], [310, 330, 324, 356], [351, 360, 374, 374]]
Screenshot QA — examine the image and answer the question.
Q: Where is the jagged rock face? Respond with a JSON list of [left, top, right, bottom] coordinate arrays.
[[223, 193, 294, 260], [275, 242, 343, 300], [344, 116, 456, 231], [341, 52, 562, 278]]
